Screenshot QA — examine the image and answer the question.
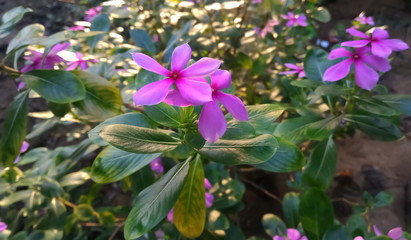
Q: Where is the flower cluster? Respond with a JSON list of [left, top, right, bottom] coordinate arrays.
[[355, 225, 406, 240], [273, 228, 307, 240], [324, 28, 409, 90], [131, 43, 248, 142]]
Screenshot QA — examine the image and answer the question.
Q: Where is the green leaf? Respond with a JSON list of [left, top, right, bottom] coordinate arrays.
[[0, 6, 32, 38], [130, 29, 156, 53], [274, 115, 319, 144], [100, 124, 180, 153], [222, 121, 255, 140], [163, 20, 194, 62], [304, 48, 338, 81], [299, 188, 334, 240], [21, 70, 86, 104], [91, 146, 161, 183], [302, 137, 337, 190], [290, 80, 323, 89], [144, 103, 181, 128], [174, 155, 206, 238], [355, 96, 399, 116], [306, 116, 343, 140], [344, 114, 403, 141], [374, 94, 411, 116], [208, 210, 230, 230], [199, 134, 278, 165], [0, 190, 32, 206], [89, 112, 153, 146], [71, 71, 122, 121], [322, 225, 351, 240], [261, 214, 287, 237], [0, 90, 29, 165], [253, 137, 305, 172], [373, 191, 393, 208], [48, 102, 70, 117], [312, 7, 331, 23], [87, 14, 110, 50], [282, 192, 300, 228], [124, 159, 190, 239], [315, 84, 353, 96], [346, 214, 367, 237], [74, 204, 95, 221]]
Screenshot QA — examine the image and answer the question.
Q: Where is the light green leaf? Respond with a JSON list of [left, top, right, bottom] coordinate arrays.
[[261, 214, 287, 237], [0, 6, 32, 38], [315, 84, 353, 96], [144, 103, 181, 128], [274, 115, 319, 144], [355, 96, 399, 116]]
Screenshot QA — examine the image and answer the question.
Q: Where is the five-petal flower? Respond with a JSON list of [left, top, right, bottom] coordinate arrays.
[[67, 52, 98, 70], [279, 63, 306, 78], [281, 12, 307, 28]]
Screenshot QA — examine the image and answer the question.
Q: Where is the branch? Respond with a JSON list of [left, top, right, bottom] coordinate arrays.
[[123, 102, 145, 112]]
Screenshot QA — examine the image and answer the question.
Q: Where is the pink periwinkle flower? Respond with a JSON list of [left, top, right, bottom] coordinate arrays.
[[152, 34, 159, 43], [281, 12, 307, 28], [85, 6, 102, 22], [21, 42, 70, 73], [132, 43, 220, 106], [69, 25, 85, 31], [342, 28, 409, 58], [374, 225, 406, 240], [256, 19, 279, 38], [273, 228, 308, 240], [355, 12, 374, 25], [0, 222, 7, 232], [353, 237, 364, 240], [205, 192, 214, 208], [67, 53, 98, 70], [14, 141, 29, 164], [204, 178, 212, 190], [150, 157, 163, 176], [197, 70, 248, 143], [323, 46, 391, 90], [279, 63, 306, 78]]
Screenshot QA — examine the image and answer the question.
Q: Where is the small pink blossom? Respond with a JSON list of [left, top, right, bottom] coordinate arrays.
[[279, 63, 306, 78], [273, 228, 307, 240], [152, 34, 159, 42], [204, 178, 212, 190], [355, 12, 374, 25], [150, 157, 163, 176], [374, 225, 406, 240], [14, 141, 29, 164], [85, 6, 102, 22], [0, 222, 7, 232], [69, 25, 85, 31], [21, 43, 70, 73], [132, 43, 220, 106], [251, 0, 262, 4], [256, 19, 279, 38], [324, 46, 391, 90], [66, 52, 98, 70], [342, 28, 409, 58], [281, 12, 307, 28], [353, 237, 364, 240]]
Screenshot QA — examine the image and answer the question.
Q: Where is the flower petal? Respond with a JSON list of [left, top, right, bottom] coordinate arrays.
[[131, 52, 171, 76], [163, 89, 192, 107], [286, 20, 295, 27], [362, 55, 391, 72], [388, 227, 403, 240], [180, 57, 221, 78], [211, 70, 231, 90], [298, 70, 306, 78], [323, 59, 353, 82], [328, 48, 353, 59], [198, 100, 227, 143], [355, 61, 379, 90], [341, 40, 370, 48], [66, 62, 79, 71], [49, 42, 70, 55], [205, 193, 214, 208], [204, 178, 212, 190], [133, 78, 174, 105], [176, 78, 212, 105], [284, 63, 300, 70], [171, 43, 192, 72], [346, 27, 369, 39], [372, 28, 389, 40], [381, 39, 409, 51], [287, 229, 301, 240], [353, 237, 364, 240], [371, 42, 392, 58], [296, 15, 307, 26], [215, 92, 248, 121], [373, 225, 382, 236], [279, 70, 299, 75], [75, 52, 83, 59], [167, 208, 174, 223], [20, 141, 29, 153]]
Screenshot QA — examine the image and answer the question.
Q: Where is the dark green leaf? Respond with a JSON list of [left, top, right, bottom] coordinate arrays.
[[304, 48, 338, 81], [91, 146, 161, 183], [100, 124, 180, 153], [374, 94, 411, 116], [87, 14, 110, 50], [0, 6, 32, 38], [130, 29, 156, 53], [261, 214, 287, 237], [48, 102, 71, 117], [312, 7, 331, 23], [6, 23, 44, 55], [346, 214, 367, 237], [274, 115, 319, 144], [0, 90, 29, 165], [282, 192, 300, 228], [174, 155, 206, 238], [199, 134, 278, 165], [290, 80, 323, 88], [208, 210, 230, 230], [21, 70, 86, 104], [72, 71, 122, 121], [373, 191, 393, 208], [144, 103, 181, 128], [344, 114, 403, 141], [355, 96, 399, 116], [89, 112, 153, 146], [124, 159, 190, 239], [74, 204, 95, 221], [253, 137, 305, 172], [315, 85, 353, 96], [322, 225, 351, 240], [306, 116, 343, 140], [299, 188, 334, 240], [302, 137, 337, 190], [222, 121, 255, 140]]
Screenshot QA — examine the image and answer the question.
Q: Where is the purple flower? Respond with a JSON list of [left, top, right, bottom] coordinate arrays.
[[14, 141, 29, 164], [355, 12, 374, 25], [85, 6, 102, 22], [132, 43, 220, 106], [204, 178, 212, 190], [279, 63, 306, 78], [323, 46, 391, 90], [205, 192, 214, 208], [374, 225, 406, 240], [167, 208, 174, 223], [257, 19, 279, 38], [21, 43, 70, 73], [342, 28, 409, 58], [69, 25, 85, 31], [66, 53, 98, 70], [152, 34, 159, 42], [273, 228, 307, 240], [150, 157, 163, 176], [281, 12, 307, 28], [196, 70, 248, 143], [0, 222, 7, 232]]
